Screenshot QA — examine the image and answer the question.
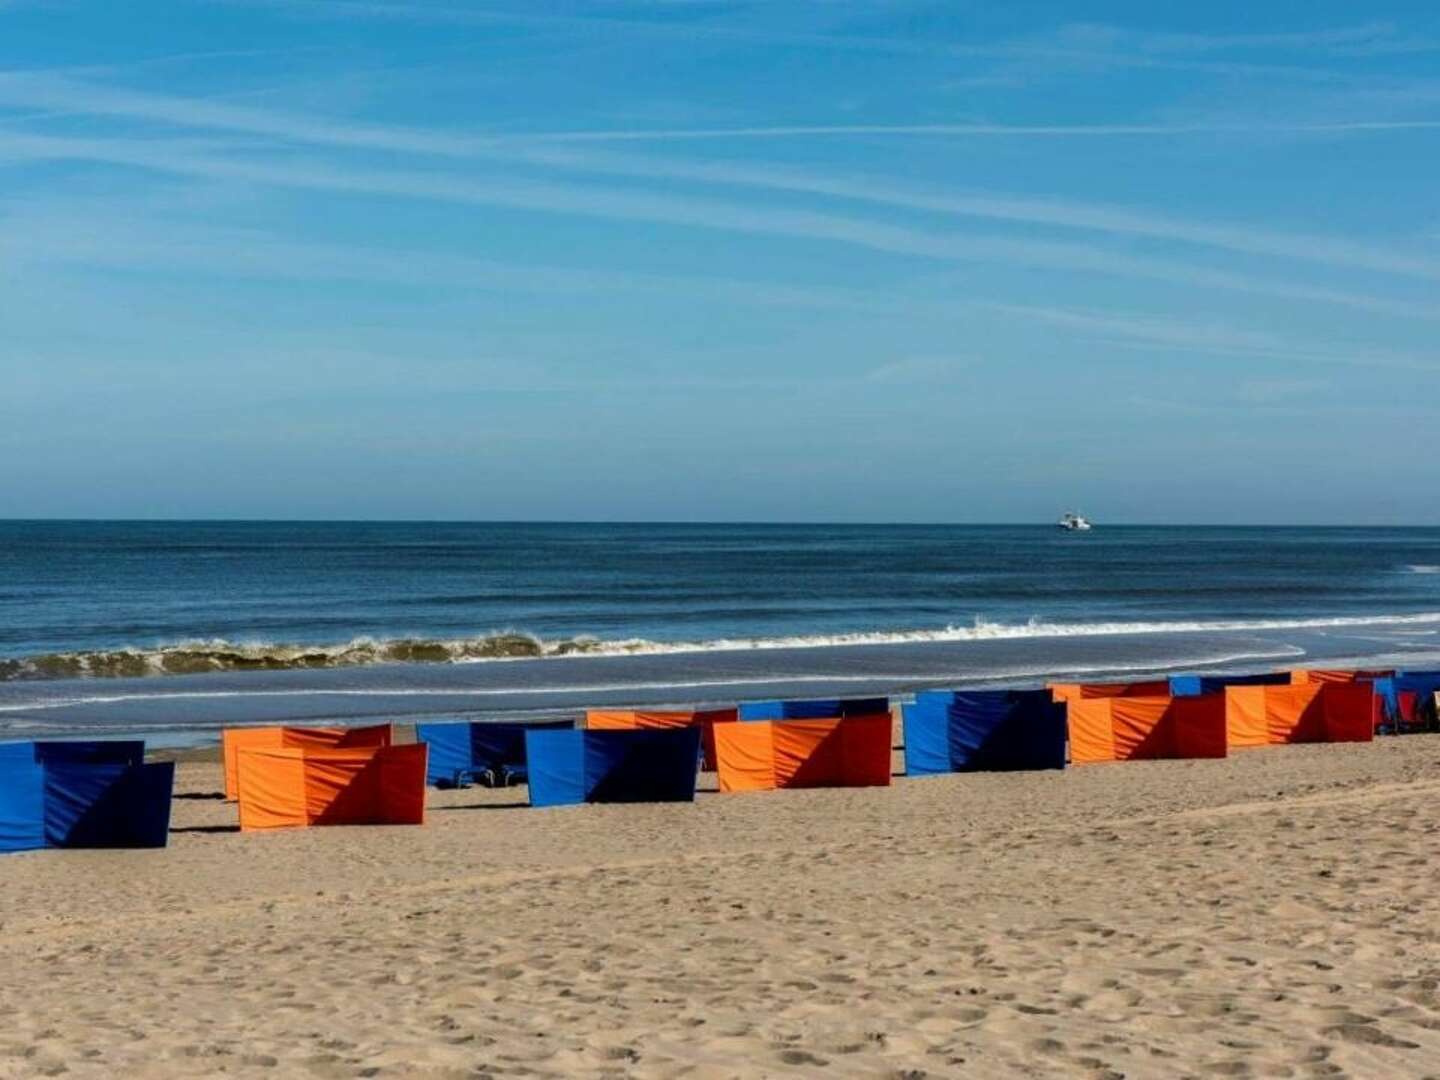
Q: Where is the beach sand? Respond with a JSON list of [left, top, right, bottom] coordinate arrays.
[[3, 737, 1440, 1077]]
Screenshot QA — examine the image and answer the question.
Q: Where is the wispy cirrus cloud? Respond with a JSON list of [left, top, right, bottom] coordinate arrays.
[[520, 118, 1440, 140], [6, 184, 1433, 379], [863, 355, 970, 384], [501, 147, 1440, 283], [1033, 20, 1422, 56], [2, 71, 1438, 300], [8, 69, 1440, 144], [1236, 377, 1330, 402], [0, 195, 892, 314], [208, 2, 1440, 82], [979, 300, 1440, 373], [3, 127, 1435, 323], [0, 72, 481, 154], [5, 122, 1434, 324]]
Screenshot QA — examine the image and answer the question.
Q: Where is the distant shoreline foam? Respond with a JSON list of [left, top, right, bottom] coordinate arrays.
[[4, 611, 1440, 681]]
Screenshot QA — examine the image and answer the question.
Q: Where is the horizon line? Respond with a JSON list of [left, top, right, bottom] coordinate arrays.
[[0, 518, 1435, 529]]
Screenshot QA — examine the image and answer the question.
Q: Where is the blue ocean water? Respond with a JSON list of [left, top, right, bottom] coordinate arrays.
[[4, 521, 1440, 741]]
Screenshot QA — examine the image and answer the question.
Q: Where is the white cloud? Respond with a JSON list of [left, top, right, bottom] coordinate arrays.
[[214, 3, 1440, 79], [0, 197, 890, 314], [863, 355, 969, 384], [981, 300, 1440, 373], [3, 128, 1435, 323], [1236, 377, 1330, 402], [503, 147, 1440, 283], [4, 72, 1438, 288], [520, 119, 1440, 140], [1045, 21, 1408, 56]]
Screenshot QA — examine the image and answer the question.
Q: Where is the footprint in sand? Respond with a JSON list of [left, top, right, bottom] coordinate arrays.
[[1323, 1023, 1420, 1049], [776, 1049, 829, 1066], [1198, 1060, 1251, 1075]]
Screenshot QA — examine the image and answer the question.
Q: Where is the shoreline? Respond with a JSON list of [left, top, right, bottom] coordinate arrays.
[[3, 621, 1438, 745]]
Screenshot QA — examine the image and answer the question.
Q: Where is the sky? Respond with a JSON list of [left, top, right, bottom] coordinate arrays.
[[1, 1, 1438, 524]]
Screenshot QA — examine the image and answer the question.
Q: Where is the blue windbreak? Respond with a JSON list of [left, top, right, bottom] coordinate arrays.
[[43, 762, 174, 848], [524, 729, 700, 807], [739, 697, 889, 720], [903, 690, 1065, 775], [415, 723, 473, 786], [0, 741, 170, 852], [33, 740, 145, 766], [0, 743, 46, 852]]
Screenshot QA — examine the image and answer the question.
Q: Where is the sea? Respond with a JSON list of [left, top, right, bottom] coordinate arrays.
[[4, 521, 1440, 745]]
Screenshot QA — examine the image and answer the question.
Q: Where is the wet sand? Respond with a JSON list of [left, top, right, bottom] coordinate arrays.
[[3, 737, 1440, 1077]]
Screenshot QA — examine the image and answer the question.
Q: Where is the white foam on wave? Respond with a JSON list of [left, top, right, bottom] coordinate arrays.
[[0, 675, 915, 713], [517, 611, 1440, 659], [1407, 565, 1440, 574], [0, 643, 1307, 717], [5, 611, 1440, 684]]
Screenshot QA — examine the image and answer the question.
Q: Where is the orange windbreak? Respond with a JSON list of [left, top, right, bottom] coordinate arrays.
[[1224, 686, 1271, 748], [221, 724, 392, 800], [1108, 697, 1173, 760], [1066, 699, 1118, 763], [1226, 683, 1374, 746], [714, 715, 891, 792], [585, 708, 736, 771], [1050, 680, 1170, 705], [234, 745, 307, 829], [303, 749, 383, 826], [236, 743, 425, 831], [1068, 696, 1226, 763], [714, 721, 779, 791], [1265, 684, 1325, 743], [223, 728, 289, 801], [1289, 668, 1391, 685]]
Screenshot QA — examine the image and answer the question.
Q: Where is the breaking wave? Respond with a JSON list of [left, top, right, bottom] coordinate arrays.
[[0, 632, 603, 681], [4, 611, 1440, 681]]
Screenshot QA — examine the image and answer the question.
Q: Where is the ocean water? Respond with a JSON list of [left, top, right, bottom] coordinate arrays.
[[4, 521, 1440, 742]]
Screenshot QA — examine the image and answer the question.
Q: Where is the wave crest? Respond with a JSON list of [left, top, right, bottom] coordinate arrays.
[[4, 611, 1440, 681], [0, 632, 608, 681]]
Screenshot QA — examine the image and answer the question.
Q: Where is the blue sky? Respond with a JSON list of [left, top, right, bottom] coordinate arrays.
[[2, 1, 1438, 523]]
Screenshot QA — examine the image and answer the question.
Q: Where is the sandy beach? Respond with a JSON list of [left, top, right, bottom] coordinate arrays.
[[3, 735, 1440, 1078]]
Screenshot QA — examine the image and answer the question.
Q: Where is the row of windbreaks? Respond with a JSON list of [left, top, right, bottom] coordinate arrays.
[[3, 668, 1427, 848], [221, 671, 1401, 827], [1063, 683, 1373, 763], [908, 679, 1378, 770], [218, 702, 899, 824]]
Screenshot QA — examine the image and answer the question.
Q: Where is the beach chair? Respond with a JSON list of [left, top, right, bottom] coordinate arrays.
[[416, 719, 574, 789]]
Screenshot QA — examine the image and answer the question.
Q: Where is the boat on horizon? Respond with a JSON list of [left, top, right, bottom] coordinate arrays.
[[1057, 511, 1092, 531]]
